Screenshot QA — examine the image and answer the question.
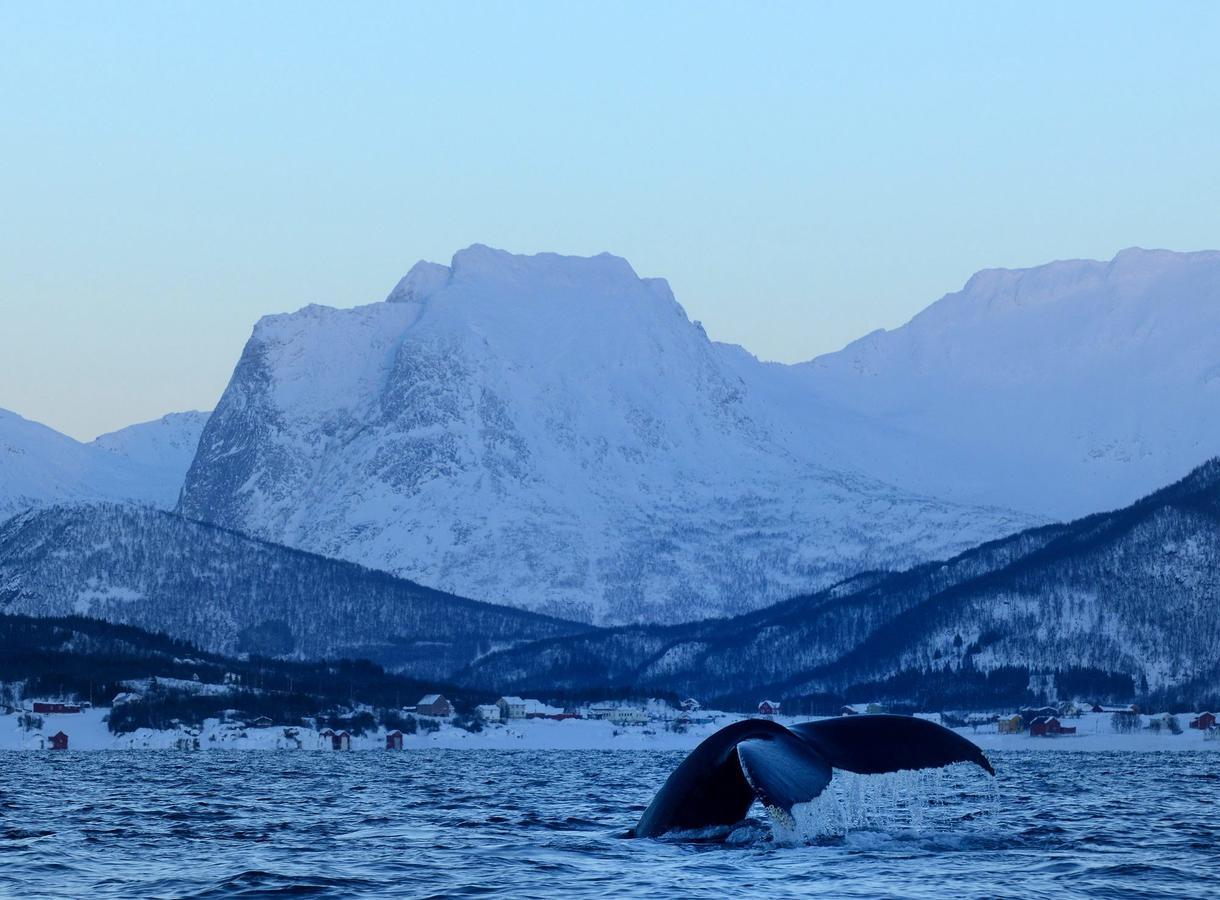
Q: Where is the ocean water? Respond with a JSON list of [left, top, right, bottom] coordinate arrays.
[[1, 749, 1217, 898]]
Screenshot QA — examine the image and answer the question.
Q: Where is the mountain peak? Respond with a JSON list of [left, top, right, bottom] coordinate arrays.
[[449, 244, 640, 289], [388, 246, 643, 306], [385, 259, 451, 304]]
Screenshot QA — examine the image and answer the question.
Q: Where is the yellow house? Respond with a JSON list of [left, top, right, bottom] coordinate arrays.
[[997, 714, 1023, 734]]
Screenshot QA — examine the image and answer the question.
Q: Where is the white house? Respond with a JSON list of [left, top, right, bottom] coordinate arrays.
[[497, 696, 528, 719], [476, 704, 503, 722]]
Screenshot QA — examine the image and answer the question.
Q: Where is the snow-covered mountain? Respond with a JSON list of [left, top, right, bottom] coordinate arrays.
[[800, 247, 1220, 518], [0, 408, 207, 520], [0, 503, 588, 679], [179, 245, 1034, 624], [91, 410, 210, 504], [465, 458, 1220, 709], [175, 245, 1220, 625]]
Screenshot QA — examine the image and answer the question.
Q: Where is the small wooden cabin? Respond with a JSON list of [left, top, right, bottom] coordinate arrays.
[[757, 700, 781, 716], [386, 730, 404, 751], [49, 731, 69, 750]]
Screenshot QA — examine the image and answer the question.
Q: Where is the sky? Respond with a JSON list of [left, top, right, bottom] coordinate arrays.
[[2, 2, 1219, 440]]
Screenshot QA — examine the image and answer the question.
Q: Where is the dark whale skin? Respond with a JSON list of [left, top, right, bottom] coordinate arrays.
[[633, 715, 994, 839]]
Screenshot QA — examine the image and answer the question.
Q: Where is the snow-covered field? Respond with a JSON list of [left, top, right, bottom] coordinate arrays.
[[3, 708, 1215, 752]]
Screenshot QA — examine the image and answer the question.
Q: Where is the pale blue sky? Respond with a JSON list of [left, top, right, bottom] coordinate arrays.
[[2, 2, 1218, 439]]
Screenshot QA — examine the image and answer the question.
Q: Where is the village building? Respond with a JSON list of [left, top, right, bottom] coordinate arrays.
[[245, 716, 274, 729], [997, 714, 1023, 734], [1030, 716, 1076, 737], [609, 708, 649, 725], [416, 694, 452, 717], [757, 700, 781, 716], [497, 696, 528, 719], [680, 698, 701, 712], [386, 730, 404, 750], [1190, 712, 1217, 730], [33, 702, 81, 715], [1019, 706, 1060, 728], [475, 704, 503, 722], [320, 729, 352, 750], [48, 731, 69, 751]]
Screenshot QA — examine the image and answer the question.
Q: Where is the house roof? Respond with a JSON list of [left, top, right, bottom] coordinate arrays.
[[418, 694, 445, 705], [498, 696, 526, 705]]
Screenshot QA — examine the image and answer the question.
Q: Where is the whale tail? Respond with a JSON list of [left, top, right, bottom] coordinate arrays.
[[632, 715, 993, 838], [790, 714, 996, 776]]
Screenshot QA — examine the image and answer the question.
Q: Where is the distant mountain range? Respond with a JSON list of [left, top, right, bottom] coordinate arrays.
[[0, 503, 587, 680], [4, 245, 1219, 628], [798, 247, 1220, 519], [462, 458, 1220, 709], [0, 409, 206, 522]]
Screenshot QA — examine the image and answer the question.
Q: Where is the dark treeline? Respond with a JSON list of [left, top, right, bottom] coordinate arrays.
[[0, 614, 490, 732]]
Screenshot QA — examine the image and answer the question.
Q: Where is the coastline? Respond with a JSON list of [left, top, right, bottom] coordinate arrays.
[[3, 708, 1216, 753]]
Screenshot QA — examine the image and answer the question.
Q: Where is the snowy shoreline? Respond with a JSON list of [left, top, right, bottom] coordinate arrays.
[[3, 709, 1216, 753]]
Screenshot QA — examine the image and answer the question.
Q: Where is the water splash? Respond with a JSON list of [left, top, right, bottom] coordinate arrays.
[[769, 765, 996, 845]]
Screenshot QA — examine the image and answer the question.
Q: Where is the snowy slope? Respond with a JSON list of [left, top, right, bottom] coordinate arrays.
[[179, 245, 1034, 624], [91, 410, 209, 506], [800, 248, 1220, 518], [0, 408, 206, 520], [0, 408, 152, 520]]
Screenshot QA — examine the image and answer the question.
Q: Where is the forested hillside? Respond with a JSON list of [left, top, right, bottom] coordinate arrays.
[[0, 504, 589, 679]]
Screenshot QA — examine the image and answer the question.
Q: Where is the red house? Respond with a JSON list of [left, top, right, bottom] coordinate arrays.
[[757, 700, 781, 716], [386, 730, 404, 751], [1030, 716, 1077, 737], [49, 731, 69, 750], [1190, 712, 1217, 730], [33, 702, 81, 715], [415, 694, 452, 717]]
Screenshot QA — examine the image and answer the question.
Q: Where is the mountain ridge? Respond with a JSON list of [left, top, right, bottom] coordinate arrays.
[[461, 457, 1220, 708]]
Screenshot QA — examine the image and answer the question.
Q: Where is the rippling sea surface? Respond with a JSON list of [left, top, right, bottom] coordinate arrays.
[[2, 750, 1217, 898]]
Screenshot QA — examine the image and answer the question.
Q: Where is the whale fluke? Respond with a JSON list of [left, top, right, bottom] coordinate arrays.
[[790, 714, 996, 777], [633, 715, 993, 838]]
